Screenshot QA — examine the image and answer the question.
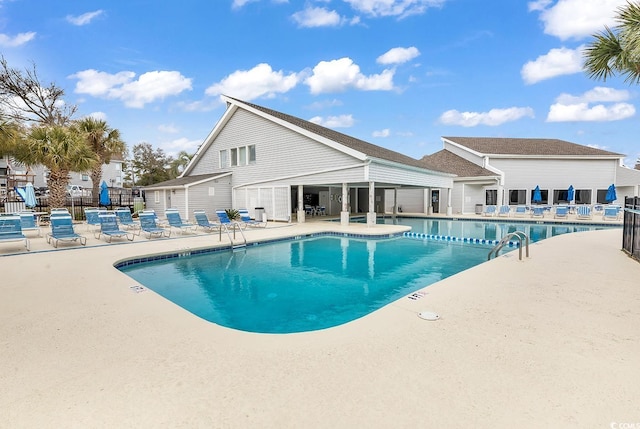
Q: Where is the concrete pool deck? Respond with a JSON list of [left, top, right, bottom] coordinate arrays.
[[1, 216, 639, 428]]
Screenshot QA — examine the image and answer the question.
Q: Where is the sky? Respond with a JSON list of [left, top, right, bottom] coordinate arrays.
[[1, 0, 638, 167]]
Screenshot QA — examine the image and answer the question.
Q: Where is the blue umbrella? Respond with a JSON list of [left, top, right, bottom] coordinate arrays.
[[567, 185, 574, 203], [532, 185, 542, 204], [24, 182, 37, 208], [99, 181, 111, 206], [605, 184, 617, 203]]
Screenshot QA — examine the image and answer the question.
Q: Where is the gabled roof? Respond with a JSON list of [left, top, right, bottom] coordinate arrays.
[[227, 96, 430, 170], [143, 173, 229, 190], [443, 136, 624, 157], [420, 150, 497, 178]]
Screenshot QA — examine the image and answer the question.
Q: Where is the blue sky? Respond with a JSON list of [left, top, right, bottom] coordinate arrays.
[[1, 0, 638, 166]]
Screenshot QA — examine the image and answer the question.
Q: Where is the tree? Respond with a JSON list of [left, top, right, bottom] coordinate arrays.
[[131, 142, 172, 186], [13, 125, 97, 208], [583, 1, 640, 83], [0, 56, 77, 126], [168, 150, 193, 178], [0, 117, 23, 157], [76, 117, 126, 204]]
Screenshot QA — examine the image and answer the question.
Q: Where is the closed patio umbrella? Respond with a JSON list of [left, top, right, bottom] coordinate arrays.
[[567, 185, 574, 203], [99, 181, 111, 207], [24, 183, 37, 208], [532, 185, 542, 204], [605, 184, 617, 203]]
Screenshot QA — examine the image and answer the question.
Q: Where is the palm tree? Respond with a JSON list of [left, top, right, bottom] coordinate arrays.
[[76, 117, 125, 205], [168, 150, 193, 178], [13, 125, 97, 208], [0, 118, 22, 156], [583, 1, 640, 83]]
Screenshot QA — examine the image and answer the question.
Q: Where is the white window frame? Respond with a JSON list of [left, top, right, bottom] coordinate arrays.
[[248, 145, 256, 164]]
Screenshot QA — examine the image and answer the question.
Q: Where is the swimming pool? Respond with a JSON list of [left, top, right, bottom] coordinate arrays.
[[118, 219, 619, 334]]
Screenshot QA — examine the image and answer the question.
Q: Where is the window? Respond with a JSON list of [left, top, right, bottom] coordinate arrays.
[[509, 189, 526, 205], [553, 189, 569, 204], [238, 146, 247, 166], [575, 189, 591, 204], [596, 189, 608, 204], [81, 174, 89, 181], [485, 189, 497, 205], [230, 148, 238, 166], [219, 150, 228, 168], [154, 191, 160, 204], [531, 188, 548, 204], [248, 145, 256, 164]]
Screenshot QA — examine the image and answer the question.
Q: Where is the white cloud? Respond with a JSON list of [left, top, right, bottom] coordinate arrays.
[[555, 86, 630, 104], [439, 107, 535, 127], [372, 128, 390, 137], [344, 0, 447, 18], [546, 86, 636, 121], [308, 114, 354, 128], [377, 47, 420, 65], [521, 46, 584, 84], [292, 7, 343, 27], [66, 10, 104, 26], [232, 0, 257, 9], [547, 102, 635, 122], [305, 57, 394, 94], [532, 0, 627, 40], [70, 69, 192, 108], [0, 32, 36, 47], [158, 124, 179, 133], [159, 137, 202, 157], [205, 63, 299, 100]]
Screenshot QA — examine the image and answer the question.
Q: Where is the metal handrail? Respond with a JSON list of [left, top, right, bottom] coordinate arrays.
[[488, 231, 529, 261], [219, 221, 247, 248]]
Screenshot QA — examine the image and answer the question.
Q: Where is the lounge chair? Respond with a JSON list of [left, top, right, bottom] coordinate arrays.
[[47, 215, 87, 248], [84, 208, 104, 231], [96, 213, 134, 242], [19, 212, 41, 237], [603, 206, 620, 221], [530, 206, 545, 218], [165, 209, 197, 234], [194, 210, 221, 232], [513, 206, 527, 217], [139, 212, 170, 239], [238, 209, 267, 228], [216, 210, 243, 230], [576, 205, 592, 220], [0, 215, 30, 251], [497, 205, 510, 217], [482, 205, 496, 217], [554, 206, 569, 219], [115, 208, 141, 235]]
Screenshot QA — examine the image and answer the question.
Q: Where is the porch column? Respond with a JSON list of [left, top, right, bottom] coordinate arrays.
[[340, 183, 349, 226], [297, 185, 305, 223], [367, 181, 376, 226], [446, 187, 453, 216], [393, 188, 398, 217], [425, 188, 431, 215]]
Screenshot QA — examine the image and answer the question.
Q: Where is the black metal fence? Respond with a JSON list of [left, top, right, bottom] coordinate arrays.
[[623, 196, 640, 261]]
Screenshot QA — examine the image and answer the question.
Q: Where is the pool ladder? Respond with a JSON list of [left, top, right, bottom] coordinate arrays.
[[219, 222, 247, 250], [487, 231, 530, 261]]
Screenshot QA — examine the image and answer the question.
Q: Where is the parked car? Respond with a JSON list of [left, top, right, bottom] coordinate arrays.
[[66, 185, 83, 196]]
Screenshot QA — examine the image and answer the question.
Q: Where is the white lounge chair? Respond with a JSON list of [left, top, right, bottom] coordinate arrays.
[[576, 205, 592, 220]]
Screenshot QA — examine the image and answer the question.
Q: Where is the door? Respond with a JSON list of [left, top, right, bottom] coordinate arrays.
[[431, 190, 440, 213]]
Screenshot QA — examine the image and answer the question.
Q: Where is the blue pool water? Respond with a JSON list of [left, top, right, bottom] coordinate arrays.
[[118, 219, 618, 334]]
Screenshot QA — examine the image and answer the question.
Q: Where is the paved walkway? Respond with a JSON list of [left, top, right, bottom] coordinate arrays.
[[0, 218, 638, 428]]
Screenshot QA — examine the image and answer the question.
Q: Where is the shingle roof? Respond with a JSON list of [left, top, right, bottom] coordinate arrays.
[[420, 150, 497, 178], [443, 136, 624, 157], [228, 97, 428, 169], [143, 173, 222, 189]]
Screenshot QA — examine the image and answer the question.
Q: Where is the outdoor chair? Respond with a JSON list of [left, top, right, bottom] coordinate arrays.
[[165, 209, 197, 234], [238, 209, 267, 228], [0, 215, 30, 251], [482, 205, 496, 217], [576, 205, 592, 220], [497, 205, 510, 217], [19, 212, 41, 237], [115, 208, 141, 235], [603, 206, 621, 221], [139, 212, 170, 239], [554, 206, 569, 219], [513, 206, 527, 217], [84, 208, 105, 231], [47, 215, 87, 248], [193, 210, 221, 232], [530, 206, 545, 218], [216, 210, 243, 230], [96, 213, 134, 243]]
